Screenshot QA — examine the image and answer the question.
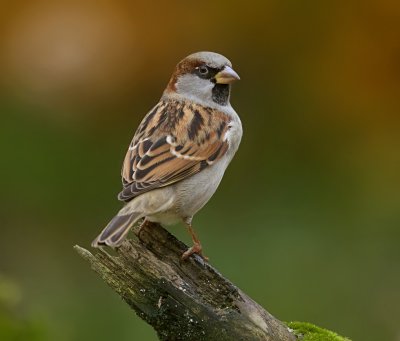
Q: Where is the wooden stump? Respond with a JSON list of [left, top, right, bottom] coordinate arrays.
[[75, 222, 295, 341]]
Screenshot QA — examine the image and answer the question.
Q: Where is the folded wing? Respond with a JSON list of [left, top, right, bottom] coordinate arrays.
[[119, 100, 230, 202]]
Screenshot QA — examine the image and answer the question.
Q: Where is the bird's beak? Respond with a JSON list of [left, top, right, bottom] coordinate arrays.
[[214, 65, 240, 84]]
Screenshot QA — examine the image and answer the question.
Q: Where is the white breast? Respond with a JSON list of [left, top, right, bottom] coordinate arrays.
[[174, 158, 229, 218], [175, 105, 242, 218]]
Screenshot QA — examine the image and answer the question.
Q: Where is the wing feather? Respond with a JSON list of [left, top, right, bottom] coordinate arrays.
[[119, 100, 230, 202]]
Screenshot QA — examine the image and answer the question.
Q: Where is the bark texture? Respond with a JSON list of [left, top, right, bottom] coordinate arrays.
[[75, 221, 295, 341]]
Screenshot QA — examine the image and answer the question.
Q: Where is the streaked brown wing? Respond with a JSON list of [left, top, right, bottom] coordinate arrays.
[[118, 100, 230, 202]]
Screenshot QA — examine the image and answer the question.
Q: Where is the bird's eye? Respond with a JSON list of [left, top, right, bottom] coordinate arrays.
[[198, 65, 209, 75]]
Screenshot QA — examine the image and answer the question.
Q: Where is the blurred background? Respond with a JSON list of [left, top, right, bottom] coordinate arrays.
[[0, 1, 399, 340]]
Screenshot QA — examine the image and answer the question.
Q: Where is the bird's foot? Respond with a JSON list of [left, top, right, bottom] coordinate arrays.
[[181, 242, 209, 261], [135, 219, 151, 238]]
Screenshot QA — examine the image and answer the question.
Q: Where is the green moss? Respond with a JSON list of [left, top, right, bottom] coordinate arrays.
[[286, 321, 351, 341]]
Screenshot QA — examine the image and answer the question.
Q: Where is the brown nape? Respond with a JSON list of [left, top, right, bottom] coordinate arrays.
[[165, 58, 203, 93]]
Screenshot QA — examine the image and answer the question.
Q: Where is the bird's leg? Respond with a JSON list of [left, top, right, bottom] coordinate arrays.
[[181, 222, 208, 261], [135, 219, 151, 238]]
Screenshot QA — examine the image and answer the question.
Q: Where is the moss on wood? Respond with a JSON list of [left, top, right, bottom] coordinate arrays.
[[286, 322, 351, 341]]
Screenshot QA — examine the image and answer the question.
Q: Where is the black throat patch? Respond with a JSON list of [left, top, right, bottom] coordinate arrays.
[[212, 84, 230, 106]]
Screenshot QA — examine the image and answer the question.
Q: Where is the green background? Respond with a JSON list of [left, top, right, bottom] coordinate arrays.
[[1, 1, 399, 340]]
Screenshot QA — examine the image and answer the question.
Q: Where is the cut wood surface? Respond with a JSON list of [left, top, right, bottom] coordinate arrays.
[[75, 221, 296, 341]]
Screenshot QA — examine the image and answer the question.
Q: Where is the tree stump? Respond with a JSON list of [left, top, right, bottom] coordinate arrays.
[[75, 221, 295, 341]]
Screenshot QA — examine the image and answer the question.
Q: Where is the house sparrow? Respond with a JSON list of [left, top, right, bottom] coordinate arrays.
[[92, 51, 242, 260]]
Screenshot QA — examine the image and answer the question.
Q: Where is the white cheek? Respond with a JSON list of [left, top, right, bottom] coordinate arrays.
[[175, 74, 214, 103]]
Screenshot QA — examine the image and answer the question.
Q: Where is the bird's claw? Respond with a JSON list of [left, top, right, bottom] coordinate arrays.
[[181, 242, 209, 261]]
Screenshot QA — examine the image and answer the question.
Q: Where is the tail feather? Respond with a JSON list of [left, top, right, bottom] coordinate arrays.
[[92, 212, 142, 248]]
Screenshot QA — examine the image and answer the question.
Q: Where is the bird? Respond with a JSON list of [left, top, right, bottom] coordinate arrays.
[[92, 51, 242, 260]]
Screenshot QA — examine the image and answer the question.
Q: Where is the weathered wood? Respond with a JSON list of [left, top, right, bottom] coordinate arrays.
[[75, 222, 295, 341]]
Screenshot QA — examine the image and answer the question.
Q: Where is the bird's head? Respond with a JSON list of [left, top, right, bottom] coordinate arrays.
[[164, 51, 240, 106]]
